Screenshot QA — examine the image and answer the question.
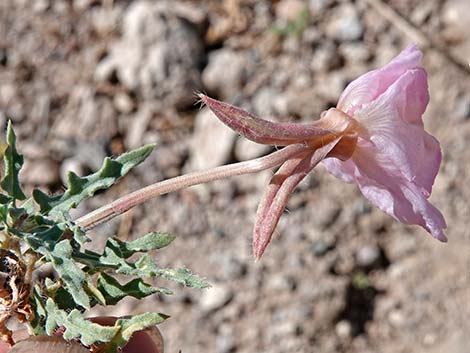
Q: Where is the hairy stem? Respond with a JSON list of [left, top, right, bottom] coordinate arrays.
[[76, 144, 308, 230]]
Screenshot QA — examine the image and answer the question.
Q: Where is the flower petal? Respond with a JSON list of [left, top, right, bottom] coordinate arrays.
[[345, 144, 446, 241], [354, 68, 440, 196], [337, 44, 423, 114], [322, 157, 356, 184], [253, 138, 341, 260]]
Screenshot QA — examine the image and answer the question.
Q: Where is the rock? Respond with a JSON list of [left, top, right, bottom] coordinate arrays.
[[311, 238, 335, 257], [453, 94, 470, 121], [113, 92, 134, 114], [285, 89, 325, 118], [202, 49, 253, 99], [216, 324, 237, 353], [22, 159, 60, 186], [268, 320, 300, 341], [386, 236, 417, 260], [423, 333, 437, 346], [311, 198, 341, 229], [53, 85, 117, 142], [388, 309, 405, 327], [73, 0, 93, 11], [326, 4, 364, 41], [94, 1, 204, 109], [442, 0, 470, 40], [252, 87, 289, 117], [32, 0, 50, 13], [90, 7, 119, 35], [216, 334, 236, 353], [335, 320, 352, 339], [309, 0, 332, 13], [125, 104, 154, 149], [311, 41, 341, 72], [234, 138, 271, 161], [314, 71, 346, 102], [189, 107, 236, 170], [267, 274, 297, 291], [216, 255, 247, 280], [302, 26, 321, 44], [199, 284, 233, 312], [338, 43, 370, 64], [356, 244, 381, 268], [21, 142, 49, 159], [282, 35, 301, 53], [410, 1, 434, 26], [276, 0, 306, 22], [60, 158, 86, 184]]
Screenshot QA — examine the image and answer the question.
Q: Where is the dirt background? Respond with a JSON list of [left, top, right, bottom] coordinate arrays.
[[0, 0, 469, 352]]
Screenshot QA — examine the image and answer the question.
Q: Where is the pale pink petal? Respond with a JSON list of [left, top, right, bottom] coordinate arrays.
[[322, 157, 356, 184], [349, 145, 447, 241], [338, 44, 422, 114], [354, 68, 440, 196]]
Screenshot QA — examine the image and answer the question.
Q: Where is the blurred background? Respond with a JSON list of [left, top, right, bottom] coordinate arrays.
[[0, 0, 469, 352]]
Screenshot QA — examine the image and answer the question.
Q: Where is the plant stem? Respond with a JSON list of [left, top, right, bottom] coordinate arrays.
[[75, 144, 308, 230]]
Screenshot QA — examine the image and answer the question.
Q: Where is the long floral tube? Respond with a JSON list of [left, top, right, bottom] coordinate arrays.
[[76, 144, 310, 230]]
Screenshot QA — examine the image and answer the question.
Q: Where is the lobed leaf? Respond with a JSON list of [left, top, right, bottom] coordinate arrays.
[[44, 299, 119, 346], [33, 296, 168, 351], [75, 247, 209, 289], [127, 254, 210, 289], [1, 121, 26, 200], [33, 144, 156, 215], [97, 272, 172, 305], [14, 224, 90, 310], [104, 313, 169, 353], [47, 240, 91, 309], [106, 232, 176, 258]]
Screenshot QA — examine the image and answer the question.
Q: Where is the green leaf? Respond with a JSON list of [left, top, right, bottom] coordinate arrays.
[[105, 313, 169, 353], [38, 298, 167, 351], [33, 144, 156, 215], [44, 299, 118, 346], [116, 253, 210, 289], [15, 224, 64, 252], [75, 242, 210, 289], [30, 285, 48, 335], [107, 232, 176, 258], [10, 222, 91, 309], [48, 240, 90, 309], [0, 194, 11, 204], [97, 272, 172, 305], [1, 121, 26, 200], [0, 203, 8, 224], [84, 281, 107, 306], [32, 189, 61, 214]]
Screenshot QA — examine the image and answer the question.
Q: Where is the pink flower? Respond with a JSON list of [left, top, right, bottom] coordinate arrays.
[[201, 44, 446, 259], [323, 44, 446, 243]]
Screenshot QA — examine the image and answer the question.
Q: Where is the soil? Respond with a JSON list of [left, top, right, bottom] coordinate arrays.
[[0, 1, 469, 353]]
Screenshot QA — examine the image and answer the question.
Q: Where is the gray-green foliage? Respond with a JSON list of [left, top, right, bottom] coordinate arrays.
[[0, 122, 209, 352]]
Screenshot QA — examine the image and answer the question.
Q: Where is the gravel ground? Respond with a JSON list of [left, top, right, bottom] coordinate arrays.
[[0, 1, 469, 352]]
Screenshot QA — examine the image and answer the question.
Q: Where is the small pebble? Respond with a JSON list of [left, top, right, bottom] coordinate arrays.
[[335, 320, 352, 339], [326, 4, 364, 41], [199, 284, 233, 312], [356, 244, 381, 267]]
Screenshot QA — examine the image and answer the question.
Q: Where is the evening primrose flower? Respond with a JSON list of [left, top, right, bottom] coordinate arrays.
[[201, 44, 446, 259]]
